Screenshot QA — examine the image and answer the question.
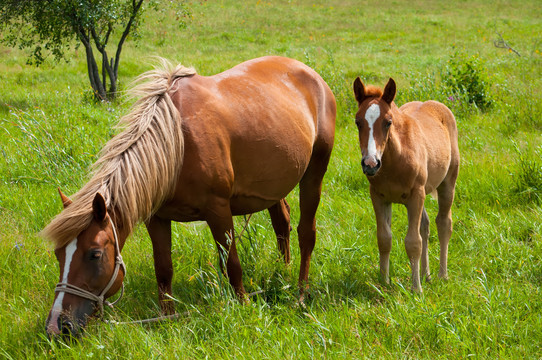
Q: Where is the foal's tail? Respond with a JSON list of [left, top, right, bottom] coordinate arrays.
[[41, 59, 196, 247]]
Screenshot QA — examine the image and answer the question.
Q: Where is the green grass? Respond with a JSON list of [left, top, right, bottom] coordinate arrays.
[[1, 0, 541, 358]]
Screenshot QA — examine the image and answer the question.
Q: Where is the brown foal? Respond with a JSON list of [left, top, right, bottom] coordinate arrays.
[[353, 77, 459, 292]]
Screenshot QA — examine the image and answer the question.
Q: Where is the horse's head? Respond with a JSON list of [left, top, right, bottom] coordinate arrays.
[[45, 191, 125, 338], [353, 77, 396, 177]]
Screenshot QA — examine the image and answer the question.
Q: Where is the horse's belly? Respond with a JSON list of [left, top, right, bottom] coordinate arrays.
[[230, 196, 280, 215], [230, 148, 311, 212]]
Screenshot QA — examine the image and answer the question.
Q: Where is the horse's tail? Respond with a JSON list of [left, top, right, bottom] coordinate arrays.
[[41, 59, 196, 247]]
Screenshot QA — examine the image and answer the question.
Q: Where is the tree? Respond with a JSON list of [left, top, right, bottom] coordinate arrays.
[[0, 0, 186, 101]]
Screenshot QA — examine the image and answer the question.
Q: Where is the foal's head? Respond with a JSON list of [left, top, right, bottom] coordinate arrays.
[[353, 77, 397, 176], [45, 191, 125, 338]]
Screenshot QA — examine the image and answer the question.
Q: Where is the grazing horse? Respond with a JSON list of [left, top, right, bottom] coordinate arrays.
[[352, 77, 459, 292], [42, 56, 336, 337]]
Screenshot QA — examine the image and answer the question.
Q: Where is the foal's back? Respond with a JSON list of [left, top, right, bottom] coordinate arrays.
[[401, 100, 457, 142], [400, 100, 459, 194]]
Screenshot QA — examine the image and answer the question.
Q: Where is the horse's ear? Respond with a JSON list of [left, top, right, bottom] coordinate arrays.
[[353, 77, 366, 104], [92, 193, 108, 222], [382, 78, 396, 105], [58, 188, 72, 209]]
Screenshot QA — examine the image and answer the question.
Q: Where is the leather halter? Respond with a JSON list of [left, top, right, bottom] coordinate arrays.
[[54, 216, 126, 315]]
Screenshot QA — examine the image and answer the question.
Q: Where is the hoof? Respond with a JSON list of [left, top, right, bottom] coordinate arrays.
[[237, 291, 250, 305]]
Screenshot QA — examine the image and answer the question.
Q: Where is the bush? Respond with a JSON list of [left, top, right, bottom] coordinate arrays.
[[443, 52, 493, 111]]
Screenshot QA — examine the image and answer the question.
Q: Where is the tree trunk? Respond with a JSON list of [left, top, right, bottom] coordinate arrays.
[[80, 35, 107, 101]]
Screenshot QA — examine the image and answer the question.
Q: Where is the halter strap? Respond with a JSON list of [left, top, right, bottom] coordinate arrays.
[[55, 216, 126, 315]]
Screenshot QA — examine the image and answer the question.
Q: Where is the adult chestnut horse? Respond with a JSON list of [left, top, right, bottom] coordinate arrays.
[[353, 77, 459, 292], [42, 56, 336, 337]]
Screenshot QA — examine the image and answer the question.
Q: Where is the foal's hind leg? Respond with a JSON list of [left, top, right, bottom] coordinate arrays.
[[420, 207, 431, 282], [268, 198, 292, 264], [436, 181, 456, 279]]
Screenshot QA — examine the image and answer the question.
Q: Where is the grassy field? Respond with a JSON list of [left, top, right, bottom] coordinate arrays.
[[1, 0, 541, 358]]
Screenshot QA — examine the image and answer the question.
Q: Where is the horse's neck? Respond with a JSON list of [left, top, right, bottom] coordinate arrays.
[[110, 210, 130, 251]]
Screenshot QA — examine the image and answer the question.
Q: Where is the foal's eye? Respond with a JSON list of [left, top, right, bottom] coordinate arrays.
[[355, 119, 362, 128], [385, 119, 392, 129], [90, 250, 103, 260]]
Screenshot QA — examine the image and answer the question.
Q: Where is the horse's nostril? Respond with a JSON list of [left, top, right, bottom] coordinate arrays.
[[61, 319, 75, 335]]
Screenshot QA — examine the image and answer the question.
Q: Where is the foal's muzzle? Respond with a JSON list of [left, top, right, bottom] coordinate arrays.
[[361, 157, 381, 176]]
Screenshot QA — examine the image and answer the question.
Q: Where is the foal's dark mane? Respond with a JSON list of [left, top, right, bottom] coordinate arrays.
[[364, 85, 383, 99]]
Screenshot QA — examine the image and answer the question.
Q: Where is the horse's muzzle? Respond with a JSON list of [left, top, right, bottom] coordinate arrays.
[[361, 157, 381, 176], [46, 314, 83, 339]]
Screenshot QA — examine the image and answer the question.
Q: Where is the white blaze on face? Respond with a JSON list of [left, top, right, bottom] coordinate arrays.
[[364, 103, 381, 164], [51, 238, 78, 313]]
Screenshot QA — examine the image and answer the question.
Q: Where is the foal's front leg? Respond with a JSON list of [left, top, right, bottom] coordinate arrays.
[[405, 188, 425, 292], [370, 187, 392, 285], [146, 216, 175, 314]]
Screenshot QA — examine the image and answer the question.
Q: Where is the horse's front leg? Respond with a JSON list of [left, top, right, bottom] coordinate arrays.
[[146, 215, 175, 315], [405, 188, 425, 292], [370, 187, 392, 285], [205, 197, 246, 300]]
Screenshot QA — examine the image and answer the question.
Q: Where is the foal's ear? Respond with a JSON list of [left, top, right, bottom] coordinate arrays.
[[353, 77, 366, 104], [382, 78, 396, 105], [92, 193, 108, 222], [58, 188, 72, 209]]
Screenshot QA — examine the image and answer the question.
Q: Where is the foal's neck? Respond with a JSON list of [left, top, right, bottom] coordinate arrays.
[[384, 103, 405, 157]]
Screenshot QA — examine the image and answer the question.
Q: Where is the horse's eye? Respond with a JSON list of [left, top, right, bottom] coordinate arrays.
[[90, 250, 102, 260]]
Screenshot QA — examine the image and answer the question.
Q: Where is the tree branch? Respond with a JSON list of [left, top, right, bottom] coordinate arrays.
[[113, 0, 144, 77], [494, 31, 521, 57]]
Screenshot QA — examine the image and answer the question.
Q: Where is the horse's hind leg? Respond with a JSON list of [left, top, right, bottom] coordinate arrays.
[[436, 180, 456, 280], [268, 198, 292, 264], [297, 150, 331, 303], [420, 207, 431, 282]]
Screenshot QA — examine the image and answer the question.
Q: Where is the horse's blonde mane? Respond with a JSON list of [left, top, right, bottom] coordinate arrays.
[[41, 59, 197, 248]]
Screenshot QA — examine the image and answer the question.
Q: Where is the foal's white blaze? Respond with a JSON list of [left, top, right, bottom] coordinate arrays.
[[51, 238, 78, 313], [364, 103, 381, 164]]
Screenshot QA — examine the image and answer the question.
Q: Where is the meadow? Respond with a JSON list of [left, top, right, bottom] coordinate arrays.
[[1, 0, 541, 358]]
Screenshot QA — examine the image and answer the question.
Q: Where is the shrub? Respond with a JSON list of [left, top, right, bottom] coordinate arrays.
[[443, 52, 493, 111]]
